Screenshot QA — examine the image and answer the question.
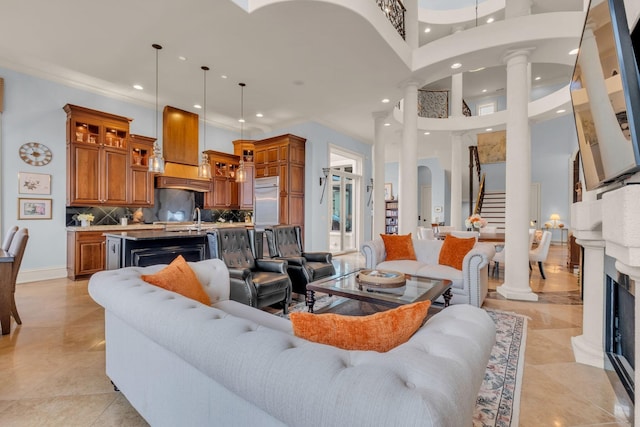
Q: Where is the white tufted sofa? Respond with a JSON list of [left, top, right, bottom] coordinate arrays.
[[361, 238, 496, 307], [89, 259, 496, 427]]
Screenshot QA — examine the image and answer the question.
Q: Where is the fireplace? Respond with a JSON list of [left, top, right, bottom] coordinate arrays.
[[605, 255, 635, 401]]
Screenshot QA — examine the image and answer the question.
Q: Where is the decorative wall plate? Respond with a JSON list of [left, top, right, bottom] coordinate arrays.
[[19, 142, 52, 166]]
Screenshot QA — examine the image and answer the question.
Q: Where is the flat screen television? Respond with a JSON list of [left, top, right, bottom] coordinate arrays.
[[570, 0, 640, 191]]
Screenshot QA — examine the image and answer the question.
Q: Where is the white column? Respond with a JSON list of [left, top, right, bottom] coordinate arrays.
[[450, 132, 463, 230], [372, 111, 388, 237], [497, 49, 538, 301], [403, 0, 418, 49], [571, 238, 606, 367], [451, 73, 463, 118], [399, 81, 419, 235]]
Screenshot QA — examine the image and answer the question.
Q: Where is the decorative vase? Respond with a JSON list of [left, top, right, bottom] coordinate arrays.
[[81, 220, 90, 227]]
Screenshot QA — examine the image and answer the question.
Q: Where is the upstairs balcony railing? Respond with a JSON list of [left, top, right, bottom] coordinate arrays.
[[376, 0, 406, 40]]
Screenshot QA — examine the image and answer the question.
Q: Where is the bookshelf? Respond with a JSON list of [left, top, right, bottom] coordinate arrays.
[[385, 200, 398, 234]]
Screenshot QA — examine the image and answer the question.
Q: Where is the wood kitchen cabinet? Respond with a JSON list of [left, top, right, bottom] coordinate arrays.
[[253, 134, 305, 229], [64, 104, 131, 206], [233, 140, 255, 210], [203, 150, 240, 209], [67, 230, 105, 280], [129, 134, 155, 207]]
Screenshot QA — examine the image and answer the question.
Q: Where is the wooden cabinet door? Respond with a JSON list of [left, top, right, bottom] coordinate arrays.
[[212, 176, 229, 207], [70, 144, 101, 205], [238, 163, 254, 210], [103, 148, 128, 205], [75, 232, 105, 277], [130, 168, 153, 206]]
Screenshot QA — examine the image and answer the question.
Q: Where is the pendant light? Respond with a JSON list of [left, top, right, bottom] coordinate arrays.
[[148, 43, 165, 173], [197, 66, 212, 178], [235, 82, 247, 183]]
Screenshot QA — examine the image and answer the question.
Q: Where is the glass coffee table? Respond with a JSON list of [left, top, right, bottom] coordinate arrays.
[[305, 269, 452, 313]]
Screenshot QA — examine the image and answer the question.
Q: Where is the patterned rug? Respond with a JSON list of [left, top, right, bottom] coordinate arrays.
[[282, 297, 527, 427]]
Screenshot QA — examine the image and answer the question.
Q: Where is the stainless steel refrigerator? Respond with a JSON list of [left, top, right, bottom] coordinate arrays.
[[253, 176, 279, 229]]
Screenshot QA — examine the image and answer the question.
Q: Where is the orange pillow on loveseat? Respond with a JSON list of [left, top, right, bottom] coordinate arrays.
[[438, 235, 476, 270], [380, 233, 417, 261], [141, 255, 211, 306]]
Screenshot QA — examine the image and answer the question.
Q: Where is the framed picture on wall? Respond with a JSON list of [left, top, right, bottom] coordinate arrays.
[[18, 172, 51, 195], [18, 198, 52, 220], [384, 183, 393, 201]]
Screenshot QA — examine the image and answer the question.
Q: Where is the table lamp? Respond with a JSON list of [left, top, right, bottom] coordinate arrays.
[[549, 213, 561, 228]]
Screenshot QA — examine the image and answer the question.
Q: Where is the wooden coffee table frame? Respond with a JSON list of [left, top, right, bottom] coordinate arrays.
[[305, 270, 452, 313]]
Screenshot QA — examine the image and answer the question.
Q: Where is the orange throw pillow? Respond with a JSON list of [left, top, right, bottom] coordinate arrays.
[[380, 233, 416, 261], [438, 235, 476, 270], [141, 255, 211, 306], [290, 300, 431, 352]]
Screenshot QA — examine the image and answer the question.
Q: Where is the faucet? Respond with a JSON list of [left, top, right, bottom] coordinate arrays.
[[194, 207, 201, 232]]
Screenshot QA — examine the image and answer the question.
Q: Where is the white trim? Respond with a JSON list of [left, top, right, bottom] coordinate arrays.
[[17, 266, 68, 284]]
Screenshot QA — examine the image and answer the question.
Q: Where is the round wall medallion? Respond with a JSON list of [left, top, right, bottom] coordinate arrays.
[[19, 142, 52, 166]]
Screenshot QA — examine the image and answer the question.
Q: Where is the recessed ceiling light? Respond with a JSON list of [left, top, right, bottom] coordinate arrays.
[[569, 48, 579, 55], [424, 132, 430, 135], [482, 89, 487, 93], [534, 76, 541, 81], [381, 98, 390, 103], [256, 113, 263, 118], [133, 84, 143, 90], [424, 27, 431, 33], [238, 118, 245, 123], [486, 17, 495, 23], [556, 109, 566, 113], [178, 56, 187, 61], [194, 104, 202, 109], [451, 63, 462, 69], [486, 128, 493, 131], [221, 75, 228, 79], [384, 123, 391, 127]]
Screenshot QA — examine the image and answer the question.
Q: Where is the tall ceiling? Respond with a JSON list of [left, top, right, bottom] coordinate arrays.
[[0, 0, 583, 143]]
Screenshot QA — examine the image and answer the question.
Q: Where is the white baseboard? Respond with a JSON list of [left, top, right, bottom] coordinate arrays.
[[17, 266, 69, 284]]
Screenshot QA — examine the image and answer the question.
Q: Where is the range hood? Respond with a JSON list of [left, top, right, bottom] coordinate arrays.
[[155, 162, 211, 192], [154, 106, 210, 192]]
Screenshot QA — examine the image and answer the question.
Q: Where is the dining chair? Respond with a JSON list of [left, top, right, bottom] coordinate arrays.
[[529, 230, 552, 279], [7, 228, 29, 324], [2, 225, 19, 251], [492, 230, 536, 278], [416, 226, 435, 240]]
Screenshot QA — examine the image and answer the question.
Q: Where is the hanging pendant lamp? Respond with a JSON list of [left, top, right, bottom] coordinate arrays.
[[235, 82, 247, 183], [198, 66, 212, 178], [148, 43, 165, 173]]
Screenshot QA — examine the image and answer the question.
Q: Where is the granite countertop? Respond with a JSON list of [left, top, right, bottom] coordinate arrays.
[[67, 222, 252, 232], [102, 222, 254, 240]]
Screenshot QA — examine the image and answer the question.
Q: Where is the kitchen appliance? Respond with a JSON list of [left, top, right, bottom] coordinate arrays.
[[253, 176, 279, 229]]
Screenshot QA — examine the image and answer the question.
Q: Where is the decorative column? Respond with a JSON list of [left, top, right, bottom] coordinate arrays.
[[372, 111, 389, 237], [496, 49, 538, 301], [571, 238, 606, 367], [399, 81, 419, 235], [403, 0, 418, 49], [450, 132, 463, 230], [450, 73, 463, 118]]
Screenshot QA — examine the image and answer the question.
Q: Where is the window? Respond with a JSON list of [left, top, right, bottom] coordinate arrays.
[[477, 102, 496, 116]]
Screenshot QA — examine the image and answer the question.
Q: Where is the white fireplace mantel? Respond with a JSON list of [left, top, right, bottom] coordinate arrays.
[[572, 185, 640, 419]]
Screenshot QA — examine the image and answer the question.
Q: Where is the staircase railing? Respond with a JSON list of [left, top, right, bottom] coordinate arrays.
[[376, 0, 406, 40], [468, 146, 485, 217]]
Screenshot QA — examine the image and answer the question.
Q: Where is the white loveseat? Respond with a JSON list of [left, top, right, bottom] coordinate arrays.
[[361, 238, 496, 307], [89, 259, 496, 427]]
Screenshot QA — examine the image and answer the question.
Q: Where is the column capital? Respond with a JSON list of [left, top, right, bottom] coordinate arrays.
[[398, 79, 422, 90], [372, 111, 390, 121], [502, 48, 535, 65], [575, 238, 605, 249], [615, 260, 640, 281]]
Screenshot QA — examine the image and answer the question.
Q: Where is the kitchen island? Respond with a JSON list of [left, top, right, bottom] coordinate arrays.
[[104, 229, 213, 269]]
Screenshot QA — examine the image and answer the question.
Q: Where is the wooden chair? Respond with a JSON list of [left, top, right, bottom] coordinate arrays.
[[7, 228, 28, 324], [2, 225, 19, 251]]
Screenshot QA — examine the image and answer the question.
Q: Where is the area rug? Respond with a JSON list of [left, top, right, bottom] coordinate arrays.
[[281, 297, 527, 427]]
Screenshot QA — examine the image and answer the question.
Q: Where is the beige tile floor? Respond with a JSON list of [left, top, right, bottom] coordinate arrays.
[[0, 245, 633, 426]]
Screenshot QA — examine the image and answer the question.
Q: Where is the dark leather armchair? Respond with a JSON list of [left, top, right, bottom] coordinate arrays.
[[207, 227, 291, 313], [265, 225, 336, 295]]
